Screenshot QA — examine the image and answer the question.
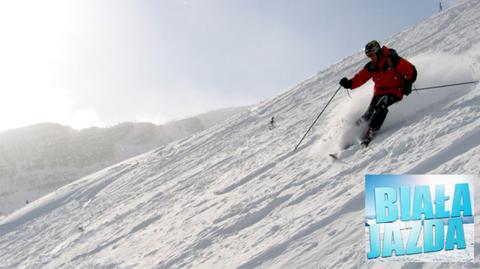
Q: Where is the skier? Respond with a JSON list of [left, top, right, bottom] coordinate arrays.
[[339, 40, 417, 146], [269, 116, 275, 130]]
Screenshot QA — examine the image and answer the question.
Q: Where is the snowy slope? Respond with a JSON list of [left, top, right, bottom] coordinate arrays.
[[1, 1, 480, 268], [0, 107, 245, 216]]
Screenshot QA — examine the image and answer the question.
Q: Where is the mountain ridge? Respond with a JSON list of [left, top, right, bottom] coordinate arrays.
[[0, 106, 246, 215]]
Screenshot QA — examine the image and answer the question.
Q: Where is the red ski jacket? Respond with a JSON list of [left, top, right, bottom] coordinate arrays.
[[350, 46, 417, 99]]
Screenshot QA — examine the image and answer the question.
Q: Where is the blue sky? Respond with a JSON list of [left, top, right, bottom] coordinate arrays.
[[0, 0, 458, 131]]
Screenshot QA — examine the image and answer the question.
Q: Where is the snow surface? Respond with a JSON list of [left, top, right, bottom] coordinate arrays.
[[1, 1, 480, 268]]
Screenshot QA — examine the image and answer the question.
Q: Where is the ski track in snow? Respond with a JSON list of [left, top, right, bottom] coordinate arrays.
[[1, 1, 480, 268]]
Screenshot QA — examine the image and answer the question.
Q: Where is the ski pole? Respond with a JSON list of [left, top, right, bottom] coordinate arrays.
[[294, 85, 342, 151], [413, 80, 478, 92]]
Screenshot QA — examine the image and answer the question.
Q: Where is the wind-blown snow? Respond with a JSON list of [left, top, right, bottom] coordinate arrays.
[[1, 1, 480, 268]]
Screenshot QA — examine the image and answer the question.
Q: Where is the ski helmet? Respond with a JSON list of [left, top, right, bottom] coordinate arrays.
[[364, 40, 381, 56]]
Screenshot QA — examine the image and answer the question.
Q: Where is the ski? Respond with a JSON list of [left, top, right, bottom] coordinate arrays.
[[328, 141, 371, 161]]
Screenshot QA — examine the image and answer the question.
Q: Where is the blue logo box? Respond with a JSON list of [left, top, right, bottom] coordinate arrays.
[[365, 175, 475, 262]]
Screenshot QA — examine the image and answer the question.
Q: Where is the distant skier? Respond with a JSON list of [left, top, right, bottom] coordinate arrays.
[[269, 116, 275, 130], [339, 40, 417, 146]]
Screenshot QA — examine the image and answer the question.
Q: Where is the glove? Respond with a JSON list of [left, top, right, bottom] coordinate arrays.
[[339, 77, 352, 89], [402, 81, 413, 96]]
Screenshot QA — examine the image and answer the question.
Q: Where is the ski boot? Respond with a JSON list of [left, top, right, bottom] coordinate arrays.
[[361, 127, 375, 147]]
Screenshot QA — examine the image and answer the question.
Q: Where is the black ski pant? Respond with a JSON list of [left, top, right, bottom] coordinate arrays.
[[360, 94, 400, 131]]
